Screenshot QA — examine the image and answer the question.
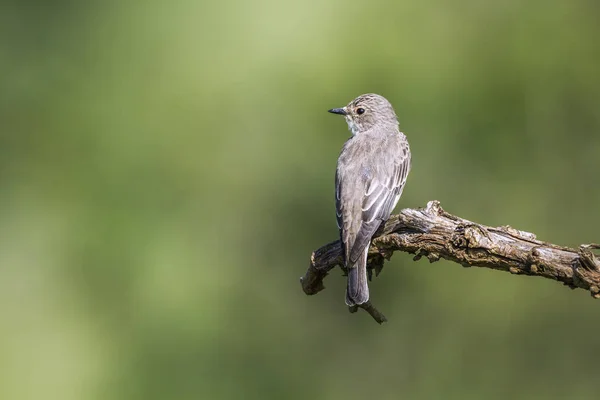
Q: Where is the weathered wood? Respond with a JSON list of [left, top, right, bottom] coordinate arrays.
[[301, 201, 600, 323]]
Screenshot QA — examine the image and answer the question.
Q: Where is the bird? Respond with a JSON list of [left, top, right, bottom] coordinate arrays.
[[328, 93, 411, 306]]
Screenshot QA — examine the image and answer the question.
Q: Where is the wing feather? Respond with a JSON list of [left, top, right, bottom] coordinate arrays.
[[348, 138, 411, 264], [336, 132, 411, 266]]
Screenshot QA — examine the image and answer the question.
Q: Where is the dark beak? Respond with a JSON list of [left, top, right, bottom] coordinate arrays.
[[328, 108, 347, 116]]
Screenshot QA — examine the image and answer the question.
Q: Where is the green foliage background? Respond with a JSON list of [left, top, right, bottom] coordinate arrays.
[[2, 1, 600, 399]]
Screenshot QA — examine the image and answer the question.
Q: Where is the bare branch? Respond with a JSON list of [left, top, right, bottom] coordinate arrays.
[[300, 201, 600, 323]]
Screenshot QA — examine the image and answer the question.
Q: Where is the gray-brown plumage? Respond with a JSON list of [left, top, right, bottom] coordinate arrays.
[[328, 94, 411, 306]]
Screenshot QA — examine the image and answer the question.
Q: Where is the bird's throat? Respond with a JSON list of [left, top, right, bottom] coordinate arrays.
[[345, 117, 359, 136]]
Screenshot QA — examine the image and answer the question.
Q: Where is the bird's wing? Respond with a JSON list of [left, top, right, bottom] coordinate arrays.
[[335, 168, 343, 231], [335, 167, 362, 264], [347, 137, 411, 264]]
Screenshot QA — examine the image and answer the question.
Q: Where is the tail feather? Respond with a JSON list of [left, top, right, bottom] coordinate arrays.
[[345, 247, 369, 306]]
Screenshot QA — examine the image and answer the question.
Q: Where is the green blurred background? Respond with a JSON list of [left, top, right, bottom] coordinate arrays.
[[1, 0, 600, 399]]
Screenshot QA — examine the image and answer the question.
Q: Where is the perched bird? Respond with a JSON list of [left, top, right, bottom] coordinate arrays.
[[328, 94, 411, 306]]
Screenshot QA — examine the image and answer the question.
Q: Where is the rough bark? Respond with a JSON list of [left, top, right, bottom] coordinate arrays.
[[301, 201, 600, 323]]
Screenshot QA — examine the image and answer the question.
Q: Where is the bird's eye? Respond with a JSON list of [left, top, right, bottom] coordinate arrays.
[[356, 108, 365, 115]]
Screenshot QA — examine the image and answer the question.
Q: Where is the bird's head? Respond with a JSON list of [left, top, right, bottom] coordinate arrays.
[[328, 93, 398, 135]]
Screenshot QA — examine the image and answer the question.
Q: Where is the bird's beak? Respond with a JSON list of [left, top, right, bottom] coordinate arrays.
[[328, 108, 347, 116]]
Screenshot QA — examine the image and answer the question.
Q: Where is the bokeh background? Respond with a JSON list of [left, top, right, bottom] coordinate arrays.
[[2, 0, 600, 399]]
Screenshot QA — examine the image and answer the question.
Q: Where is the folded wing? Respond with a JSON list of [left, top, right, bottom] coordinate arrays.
[[348, 139, 411, 264]]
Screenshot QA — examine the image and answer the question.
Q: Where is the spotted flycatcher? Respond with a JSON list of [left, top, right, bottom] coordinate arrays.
[[328, 93, 411, 306]]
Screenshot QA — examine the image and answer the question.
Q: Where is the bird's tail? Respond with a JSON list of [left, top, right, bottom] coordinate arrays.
[[345, 247, 369, 306]]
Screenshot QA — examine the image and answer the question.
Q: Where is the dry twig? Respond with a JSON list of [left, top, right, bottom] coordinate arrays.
[[301, 201, 600, 323]]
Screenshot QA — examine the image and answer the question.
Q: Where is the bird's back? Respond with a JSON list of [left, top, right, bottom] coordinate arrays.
[[336, 127, 410, 264]]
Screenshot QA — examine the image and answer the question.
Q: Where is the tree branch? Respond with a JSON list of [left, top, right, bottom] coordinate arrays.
[[301, 201, 600, 323]]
